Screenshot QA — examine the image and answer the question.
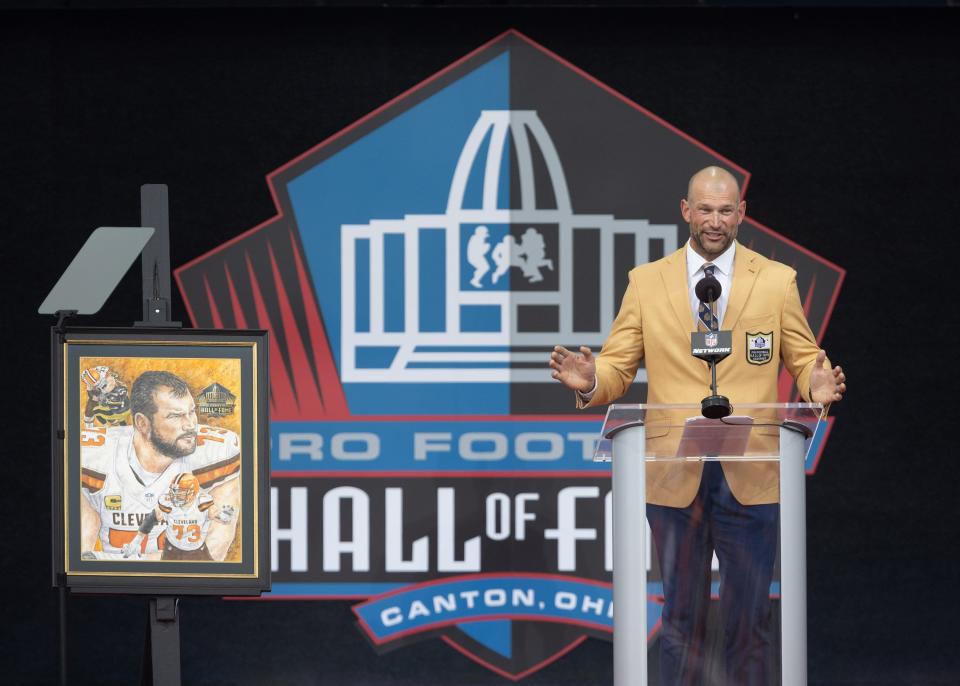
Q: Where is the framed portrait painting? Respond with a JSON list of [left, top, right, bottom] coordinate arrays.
[[52, 328, 270, 596]]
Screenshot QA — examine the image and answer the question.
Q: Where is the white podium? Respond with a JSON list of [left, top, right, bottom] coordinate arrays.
[[594, 403, 822, 686]]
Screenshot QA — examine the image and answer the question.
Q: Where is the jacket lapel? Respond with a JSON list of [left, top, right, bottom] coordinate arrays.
[[722, 242, 760, 329], [661, 248, 695, 332]]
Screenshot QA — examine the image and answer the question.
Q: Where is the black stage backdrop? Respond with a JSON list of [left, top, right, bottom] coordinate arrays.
[[1, 7, 958, 685]]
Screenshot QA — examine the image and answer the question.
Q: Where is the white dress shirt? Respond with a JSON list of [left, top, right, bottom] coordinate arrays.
[[686, 239, 735, 327]]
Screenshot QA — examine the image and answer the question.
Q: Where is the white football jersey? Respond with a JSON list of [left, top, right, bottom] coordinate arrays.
[[80, 425, 239, 556], [157, 491, 215, 552]]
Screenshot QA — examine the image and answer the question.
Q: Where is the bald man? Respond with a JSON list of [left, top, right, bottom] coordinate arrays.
[[551, 167, 845, 685]]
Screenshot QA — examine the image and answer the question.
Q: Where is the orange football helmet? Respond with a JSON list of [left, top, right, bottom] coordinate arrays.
[[169, 472, 200, 508]]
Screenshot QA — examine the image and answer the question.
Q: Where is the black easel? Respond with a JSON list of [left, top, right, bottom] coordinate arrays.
[[136, 184, 181, 329], [50, 186, 184, 686], [142, 596, 181, 686], [137, 184, 183, 686], [53, 306, 72, 686]]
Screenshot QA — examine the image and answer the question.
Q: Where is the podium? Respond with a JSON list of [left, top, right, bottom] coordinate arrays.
[[595, 403, 822, 686]]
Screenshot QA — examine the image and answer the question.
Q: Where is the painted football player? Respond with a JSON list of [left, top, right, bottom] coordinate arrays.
[[81, 365, 131, 427], [79, 370, 240, 561], [121, 472, 236, 561]]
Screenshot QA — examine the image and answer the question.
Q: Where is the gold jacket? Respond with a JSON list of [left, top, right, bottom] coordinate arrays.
[[580, 242, 828, 506]]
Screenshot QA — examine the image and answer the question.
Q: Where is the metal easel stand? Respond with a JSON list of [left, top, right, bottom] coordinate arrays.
[[45, 184, 184, 686], [141, 597, 182, 686], [137, 185, 183, 686], [136, 184, 181, 329]]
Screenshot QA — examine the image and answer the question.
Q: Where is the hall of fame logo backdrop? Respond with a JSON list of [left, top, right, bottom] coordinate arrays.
[[175, 31, 844, 680]]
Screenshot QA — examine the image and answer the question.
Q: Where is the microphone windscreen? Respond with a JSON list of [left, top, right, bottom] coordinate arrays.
[[695, 275, 722, 303]]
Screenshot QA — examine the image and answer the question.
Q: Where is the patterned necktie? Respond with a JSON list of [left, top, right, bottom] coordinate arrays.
[[697, 263, 719, 332]]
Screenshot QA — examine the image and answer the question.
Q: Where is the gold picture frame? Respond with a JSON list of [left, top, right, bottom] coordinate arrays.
[[52, 328, 270, 595]]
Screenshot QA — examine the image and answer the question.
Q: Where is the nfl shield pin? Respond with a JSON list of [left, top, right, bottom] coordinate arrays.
[[746, 331, 773, 365]]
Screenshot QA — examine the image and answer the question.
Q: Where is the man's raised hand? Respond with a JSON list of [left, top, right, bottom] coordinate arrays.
[[809, 350, 846, 404], [549, 346, 596, 393]]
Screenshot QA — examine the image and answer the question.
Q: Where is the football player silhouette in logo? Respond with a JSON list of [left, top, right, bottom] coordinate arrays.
[[491, 234, 522, 284], [518, 227, 554, 283], [467, 225, 492, 288], [488, 229, 555, 286]]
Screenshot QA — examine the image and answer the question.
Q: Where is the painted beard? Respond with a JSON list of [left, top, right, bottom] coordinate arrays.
[[149, 429, 197, 458]]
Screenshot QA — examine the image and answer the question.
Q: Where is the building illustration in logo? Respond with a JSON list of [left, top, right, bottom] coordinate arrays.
[[197, 382, 237, 417], [341, 110, 676, 384]]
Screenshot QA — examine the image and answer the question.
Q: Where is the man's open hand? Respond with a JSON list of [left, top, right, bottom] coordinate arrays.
[[810, 350, 846, 404], [549, 346, 597, 393]]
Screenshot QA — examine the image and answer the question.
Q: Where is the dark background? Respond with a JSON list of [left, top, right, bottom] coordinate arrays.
[[2, 5, 957, 685]]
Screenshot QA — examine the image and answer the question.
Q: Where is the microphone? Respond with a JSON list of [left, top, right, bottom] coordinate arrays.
[[691, 273, 732, 419], [695, 274, 722, 303]]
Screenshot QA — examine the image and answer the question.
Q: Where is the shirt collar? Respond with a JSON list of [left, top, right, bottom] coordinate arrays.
[[686, 239, 736, 278]]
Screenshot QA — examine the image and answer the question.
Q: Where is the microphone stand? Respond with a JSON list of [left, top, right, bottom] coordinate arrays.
[[692, 276, 733, 419], [701, 286, 731, 418]]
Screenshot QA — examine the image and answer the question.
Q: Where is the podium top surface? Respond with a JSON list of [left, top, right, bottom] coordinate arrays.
[[593, 403, 825, 463]]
